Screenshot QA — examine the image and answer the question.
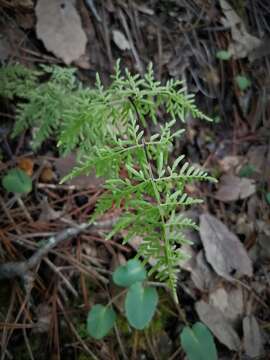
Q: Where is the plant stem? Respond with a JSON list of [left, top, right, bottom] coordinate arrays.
[[107, 289, 128, 308], [16, 195, 33, 222], [128, 96, 179, 304], [142, 140, 178, 304]]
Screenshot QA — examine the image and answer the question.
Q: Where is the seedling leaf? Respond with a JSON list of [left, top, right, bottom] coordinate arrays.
[[2, 168, 32, 194], [125, 282, 158, 329], [87, 304, 116, 339], [180, 322, 218, 360], [216, 50, 231, 60], [113, 259, 147, 287], [235, 75, 251, 91]]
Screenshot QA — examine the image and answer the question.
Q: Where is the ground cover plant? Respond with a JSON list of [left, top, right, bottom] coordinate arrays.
[[1, 62, 218, 359], [1, 62, 216, 294]]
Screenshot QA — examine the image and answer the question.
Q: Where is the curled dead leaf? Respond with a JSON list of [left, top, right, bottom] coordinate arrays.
[[219, 0, 261, 59], [190, 251, 219, 291], [40, 167, 55, 183], [218, 155, 243, 173], [196, 300, 241, 351], [209, 286, 244, 326], [215, 174, 256, 202], [35, 0, 87, 64], [199, 213, 253, 279], [18, 158, 34, 177], [243, 315, 263, 358]]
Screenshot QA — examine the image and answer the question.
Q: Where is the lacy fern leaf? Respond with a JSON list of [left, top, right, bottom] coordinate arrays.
[[0, 61, 216, 301]]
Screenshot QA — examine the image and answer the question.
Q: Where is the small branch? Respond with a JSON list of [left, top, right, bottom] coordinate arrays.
[[118, 9, 144, 74], [57, 298, 99, 360], [16, 195, 33, 223], [0, 219, 116, 280], [114, 323, 129, 360], [44, 258, 78, 297], [84, 0, 101, 22]]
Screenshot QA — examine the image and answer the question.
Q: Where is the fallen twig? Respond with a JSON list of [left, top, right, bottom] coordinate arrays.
[[84, 0, 101, 22], [0, 219, 116, 280]]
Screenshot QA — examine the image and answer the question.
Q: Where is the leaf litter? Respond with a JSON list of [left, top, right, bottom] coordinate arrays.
[[35, 0, 87, 64], [190, 250, 219, 292], [219, 0, 262, 59], [215, 174, 256, 202], [199, 213, 253, 280], [243, 315, 264, 358], [196, 300, 241, 351]]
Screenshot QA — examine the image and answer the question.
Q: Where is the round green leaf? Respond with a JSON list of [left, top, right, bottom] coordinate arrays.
[[125, 282, 158, 330], [87, 304, 116, 339], [2, 168, 32, 194], [235, 75, 251, 91], [216, 50, 231, 60], [113, 259, 147, 287], [180, 322, 218, 360]]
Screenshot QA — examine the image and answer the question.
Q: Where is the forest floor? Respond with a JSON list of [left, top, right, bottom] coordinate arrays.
[[0, 1, 270, 359]]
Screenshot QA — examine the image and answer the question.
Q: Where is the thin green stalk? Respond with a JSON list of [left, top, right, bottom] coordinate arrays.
[[128, 96, 179, 303], [142, 140, 178, 304]]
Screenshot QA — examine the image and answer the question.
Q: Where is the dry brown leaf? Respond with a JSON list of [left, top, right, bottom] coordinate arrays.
[[236, 214, 254, 238], [35, 0, 87, 64], [219, 0, 261, 59], [18, 158, 34, 176], [112, 30, 131, 51], [40, 167, 55, 183], [55, 154, 103, 189], [199, 213, 253, 279], [215, 174, 256, 202], [218, 155, 243, 173], [243, 315, 263, 358], [179, 244, 196, 272], [196, 300, 241, 351], [209, 286, 243, 325], [247, 145, 269, 177], [74, 53, 91, 70], [190, 251, 219, 291]]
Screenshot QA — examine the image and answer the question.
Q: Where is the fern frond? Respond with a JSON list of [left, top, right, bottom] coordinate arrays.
[[0, 61, 216, 299], [0, 64, 39, 99]]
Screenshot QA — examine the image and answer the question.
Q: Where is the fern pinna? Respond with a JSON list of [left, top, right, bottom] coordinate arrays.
[[0, 61, 216, 301]]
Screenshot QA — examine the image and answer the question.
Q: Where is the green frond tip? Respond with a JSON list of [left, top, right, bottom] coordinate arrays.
[[0, 61, 212, 150]]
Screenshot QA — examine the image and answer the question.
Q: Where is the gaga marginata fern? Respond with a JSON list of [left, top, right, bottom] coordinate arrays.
[[0, 61, 216, 301], [61, 61, 216, 301]]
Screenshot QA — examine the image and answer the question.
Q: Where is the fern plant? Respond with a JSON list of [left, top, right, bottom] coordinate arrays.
[[0, 61, 216, 301], [0, 64, 77, 148]]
